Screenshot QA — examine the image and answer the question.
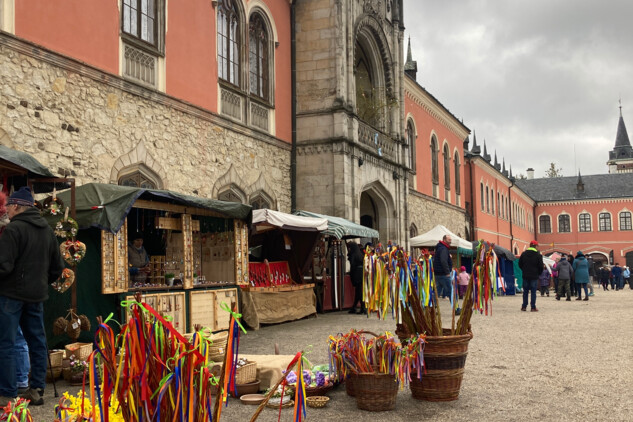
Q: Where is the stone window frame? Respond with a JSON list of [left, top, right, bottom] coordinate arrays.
[[409, 223, 418, 239], [453, 149, 460, 195], [598, 211, 612, 232], [557, 213, 571, 233], [538, 214, 552, 234], [218, 184, 247, 204], [248, 190, 274, 210], [121, 0, 164, 54], [117, 163, 164, 189], [430, 135, 439, 189], [406, 118, 416, 174], [217, 0, 243, 88], [619, 210, 632, 231], [480, 182, 485, 212], [578, 212, 592, 232]]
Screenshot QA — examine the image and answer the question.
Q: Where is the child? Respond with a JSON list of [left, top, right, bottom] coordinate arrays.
[[456, 266, 469, 299], [538, 268, 551, 297]]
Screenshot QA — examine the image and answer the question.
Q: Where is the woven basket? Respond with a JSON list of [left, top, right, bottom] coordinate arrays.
[[235, 361, 257, 385], [354, 371, 398, 412], [410, 329, 473, 402], [306, 396, 329, 408], [265, 399, 294, 409], [53, 317, 68, 336], [305, 381, 334, 397], [65, 342, 93, 361], [49, 350, 64, 367], [211, 331, 228, 347], [345, 374, 358, 397], [79, 315, 91, 332]]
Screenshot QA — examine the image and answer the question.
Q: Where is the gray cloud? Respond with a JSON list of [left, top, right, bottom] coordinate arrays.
[[404, 0, 633, 177]]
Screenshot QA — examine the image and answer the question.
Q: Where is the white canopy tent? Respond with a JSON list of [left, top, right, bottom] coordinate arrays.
[[252, 209, 328, 232], [410, 224, 472, 250]]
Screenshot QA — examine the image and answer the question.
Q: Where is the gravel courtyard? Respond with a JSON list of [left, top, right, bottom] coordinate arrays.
[[31, 285, 633, 421]]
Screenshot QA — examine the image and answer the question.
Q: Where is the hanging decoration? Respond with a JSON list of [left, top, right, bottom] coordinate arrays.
[[51, 268, 75, 294], [60, 240, 87, 266]]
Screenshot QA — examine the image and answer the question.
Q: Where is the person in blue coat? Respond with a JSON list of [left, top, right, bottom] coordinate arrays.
[[572, 251, 590, 301]]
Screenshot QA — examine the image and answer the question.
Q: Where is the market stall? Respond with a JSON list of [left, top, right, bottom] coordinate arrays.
[[471, 240, 516, 294], [410, 224, 473, 267], [46, 182, 252, 344], [294, 210, 379, 312], [240, 209, 327, 329]]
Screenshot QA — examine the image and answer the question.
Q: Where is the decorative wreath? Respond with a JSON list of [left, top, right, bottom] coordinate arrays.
[[60, 240, 87, 265], [41, 195, 64, 216], [51, 268, 75, 294], [55, 217, 79, 239]]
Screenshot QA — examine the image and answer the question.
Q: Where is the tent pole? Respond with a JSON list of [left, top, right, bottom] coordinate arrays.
[[333, 241, 339, 309]]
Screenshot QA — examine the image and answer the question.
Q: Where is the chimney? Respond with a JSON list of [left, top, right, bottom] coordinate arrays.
[[527, 168, 535, 179]]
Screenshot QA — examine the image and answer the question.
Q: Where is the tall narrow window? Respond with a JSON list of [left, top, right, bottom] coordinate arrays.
[[558, 214, 571, 232], [599, 212, 612, 231], [491, 188, 495, 215], [431, 137, 439, 187], [218, 0, 240, 86], [480, 183, 484, 211], [249, 14, 268, 100], [453, 152, 460, 194], [539, 215, 551, 233], [123, 0, 157, 46], [407, 120, 416, 172], [485, 186, 489, 212], [579, 213, 591, 232], [443, 144, 450, 188], [620, 211, 632, 230]]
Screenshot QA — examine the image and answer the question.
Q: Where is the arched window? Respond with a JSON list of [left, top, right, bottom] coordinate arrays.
[[558, 214, 571, 232], [122, 0, 159, 46], [453, 152, 460, 194], [409, 223, 418, 239], [539, 215, 551, 233], [431, 136, 439, 187], [249, 13, 269, 100], [598, 212, 612, 231], [620, 211, 632, 231], [218, 185, 246, 204], [579, 213, 591, 232], [485, 186, 489, 212], [217, 0, 240, 86], [480, 183, 484, 211], [490, 188, 495, 215], [249, 192, 271, 210], [407, 120, 416, 172], [119, 171, 158, 189], [443, 144, 450, 188]]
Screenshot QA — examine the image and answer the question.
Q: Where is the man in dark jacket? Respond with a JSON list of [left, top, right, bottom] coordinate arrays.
[[518, 240, 544, 312], [433, 235, 453, 299], [555, 255, 573, 301], [0, 187, 65, 406]]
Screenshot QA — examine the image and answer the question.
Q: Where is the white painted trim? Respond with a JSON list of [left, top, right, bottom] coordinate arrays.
[[246, 0, 279, 43], [578, 211, 593, 233], [0, 0, 15, 34], [618, 209, 632, 231], [597, 209, 613, 232], [556, 211, 572, 233]]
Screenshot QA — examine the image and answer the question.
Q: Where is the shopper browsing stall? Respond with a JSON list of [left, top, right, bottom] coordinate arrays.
[[128, 232, 151, 284]]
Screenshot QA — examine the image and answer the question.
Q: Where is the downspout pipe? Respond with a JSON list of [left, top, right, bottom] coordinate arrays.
[[290, 1, 297, 212]]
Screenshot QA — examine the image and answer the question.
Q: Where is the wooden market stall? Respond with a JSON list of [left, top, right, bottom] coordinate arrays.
[[47, 183, 252, 343], [294, 210, 380, 312], [410, 224, 474, 267], [240, 209, 328, 329]]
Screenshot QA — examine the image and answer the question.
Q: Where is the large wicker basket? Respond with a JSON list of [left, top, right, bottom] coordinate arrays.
[[235, 361, 257, 385], [345, 374, 358, 397], [305, 381, 334, 397], [410, 329, 473, 402], [354, 371, 398, 412]]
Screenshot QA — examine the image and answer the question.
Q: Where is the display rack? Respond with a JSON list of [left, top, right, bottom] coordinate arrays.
[[125, 291, 186, 332], [101, 219, 128, 294], [148, 255, 165, 285], [188, 287, 239, 332]]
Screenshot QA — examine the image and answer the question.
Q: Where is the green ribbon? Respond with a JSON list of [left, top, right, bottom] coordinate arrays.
[[219, 301, 247, 334]]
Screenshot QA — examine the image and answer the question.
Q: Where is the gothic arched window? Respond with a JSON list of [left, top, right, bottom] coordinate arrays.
[[249, 13, 269, 100], [217, 0, 240, 86]]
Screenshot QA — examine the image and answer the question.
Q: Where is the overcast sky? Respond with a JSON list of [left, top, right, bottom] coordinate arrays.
[[402, 0, 633, 178]]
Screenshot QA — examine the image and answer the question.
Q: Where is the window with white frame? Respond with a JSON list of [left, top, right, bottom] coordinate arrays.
[[558, 214, 571, 232], [431, 136, 439, 189], [620, 211, 632, 231], [579, 213, 591, 232], [217, 0, 241, 87], [598, 212, 612, 231], [249, 13, 269, 101]]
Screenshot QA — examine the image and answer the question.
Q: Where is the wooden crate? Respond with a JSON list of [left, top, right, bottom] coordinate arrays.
[[125, 292, 186, 332], [189, 290, 216, 332], [214, 288, 238, 331]]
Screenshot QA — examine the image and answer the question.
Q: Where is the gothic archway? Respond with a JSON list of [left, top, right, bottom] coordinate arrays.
[[359, 180, 395, 241]]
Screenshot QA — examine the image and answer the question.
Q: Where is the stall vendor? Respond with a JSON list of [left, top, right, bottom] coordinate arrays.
[[129, 232, 150, 283]]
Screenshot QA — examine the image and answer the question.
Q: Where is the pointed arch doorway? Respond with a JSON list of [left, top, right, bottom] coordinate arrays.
[[359, 181, 395, 242]]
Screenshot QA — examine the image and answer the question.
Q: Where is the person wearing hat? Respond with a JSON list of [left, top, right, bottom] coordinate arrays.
[[572, 251, 590, 301], [128, 231, 151, 285], [0, 187, 65, 406], [518, 240, 544, 312], [456, 265, 470, 299]]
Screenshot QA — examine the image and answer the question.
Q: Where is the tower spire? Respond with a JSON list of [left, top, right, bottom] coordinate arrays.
[[404, 36, 418, 81]]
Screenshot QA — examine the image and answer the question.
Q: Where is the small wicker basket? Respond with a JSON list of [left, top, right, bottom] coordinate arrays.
[[65, 342, 93, 361], [49, 350, 64, 367], [235, 361, 257, 385], [306, 396, 329, 408]]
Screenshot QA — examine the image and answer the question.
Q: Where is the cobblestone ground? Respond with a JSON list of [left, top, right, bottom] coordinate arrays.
[[30, 284, 633, 421]]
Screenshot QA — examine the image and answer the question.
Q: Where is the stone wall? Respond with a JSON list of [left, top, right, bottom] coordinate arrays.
[[0, 36, 291, 211], [408, 190, 469, 239]]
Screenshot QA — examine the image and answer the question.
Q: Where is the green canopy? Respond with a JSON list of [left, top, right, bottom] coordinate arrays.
[[0, 144, 54, 178], [53, 183, 252, 233], [294, 210, 379, 239]]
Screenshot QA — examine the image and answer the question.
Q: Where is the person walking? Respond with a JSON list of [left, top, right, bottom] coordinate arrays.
[[555, 255, 573, 301], [611, 263, 623, 291], [433, 234, 453, 299], [538, 267, 550, 297], [346, 242, 365, 314], [599, 265, 610, 291], [567, 254, 576, 297], [518, 240, 544, 312], [456, 266, 469, 299], [0, 187, 65, 407], [572, 251, 590, 301], [624, 266, 631, 290]]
